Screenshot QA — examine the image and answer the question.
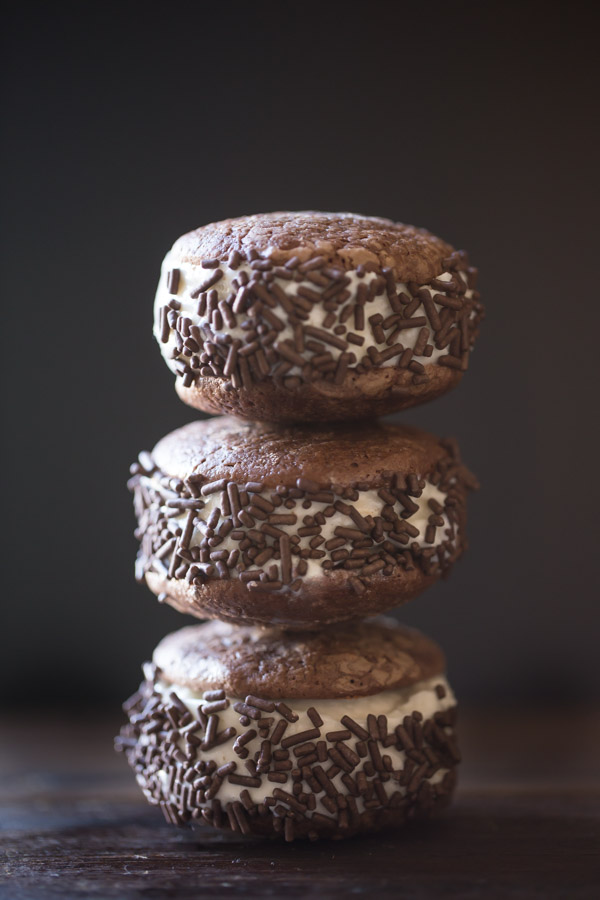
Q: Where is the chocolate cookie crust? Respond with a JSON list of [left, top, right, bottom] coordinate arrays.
[[173, 212, 454, 283], [150, 417, 454, 488], [155, 212, 483, 422], [153, 619, 446, 700]]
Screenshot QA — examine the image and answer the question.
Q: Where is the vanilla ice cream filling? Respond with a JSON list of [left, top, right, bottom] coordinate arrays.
[[153, 255, 474, 377], [140, 475, 453, 581], [145, 675, 456, 812]]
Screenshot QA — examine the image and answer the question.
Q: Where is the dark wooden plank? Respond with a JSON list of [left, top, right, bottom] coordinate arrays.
[[1, 710, 599, 899]]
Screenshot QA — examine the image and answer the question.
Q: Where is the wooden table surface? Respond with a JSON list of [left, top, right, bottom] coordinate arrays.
[[1, 708, 598, 899]]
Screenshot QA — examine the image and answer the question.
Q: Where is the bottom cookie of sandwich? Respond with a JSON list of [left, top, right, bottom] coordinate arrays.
[[116, 618, 460, 841]]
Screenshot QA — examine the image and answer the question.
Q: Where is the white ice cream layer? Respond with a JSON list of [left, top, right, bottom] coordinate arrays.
[[153, 255, 474, 377], [147, 675, 456, 811], [141, 477, 452, 581]]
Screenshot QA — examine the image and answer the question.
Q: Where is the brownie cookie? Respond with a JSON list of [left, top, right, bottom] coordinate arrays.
[[116, 619, 460, 841], [129, 417, 477, 628], [153, 212, 483, 422]]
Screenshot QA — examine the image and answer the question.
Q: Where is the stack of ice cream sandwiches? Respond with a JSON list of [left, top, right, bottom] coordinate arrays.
[[117, 212, 483, 841]]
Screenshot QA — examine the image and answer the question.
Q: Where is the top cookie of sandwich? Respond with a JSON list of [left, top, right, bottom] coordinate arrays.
[[154, 212, 483, 422], [153, 617, 446, 699]]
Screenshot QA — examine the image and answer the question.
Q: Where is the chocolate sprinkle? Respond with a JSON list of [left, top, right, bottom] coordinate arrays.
[[166, 269, 180, 295]]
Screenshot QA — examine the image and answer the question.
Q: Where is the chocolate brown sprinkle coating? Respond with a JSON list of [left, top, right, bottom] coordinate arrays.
[[129, 417, 477, 628], [154, 212, 483, 422], [116, 651, 459, 841]]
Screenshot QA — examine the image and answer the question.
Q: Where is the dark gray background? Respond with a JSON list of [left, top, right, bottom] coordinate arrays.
[[3, 1, 598, 707]]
